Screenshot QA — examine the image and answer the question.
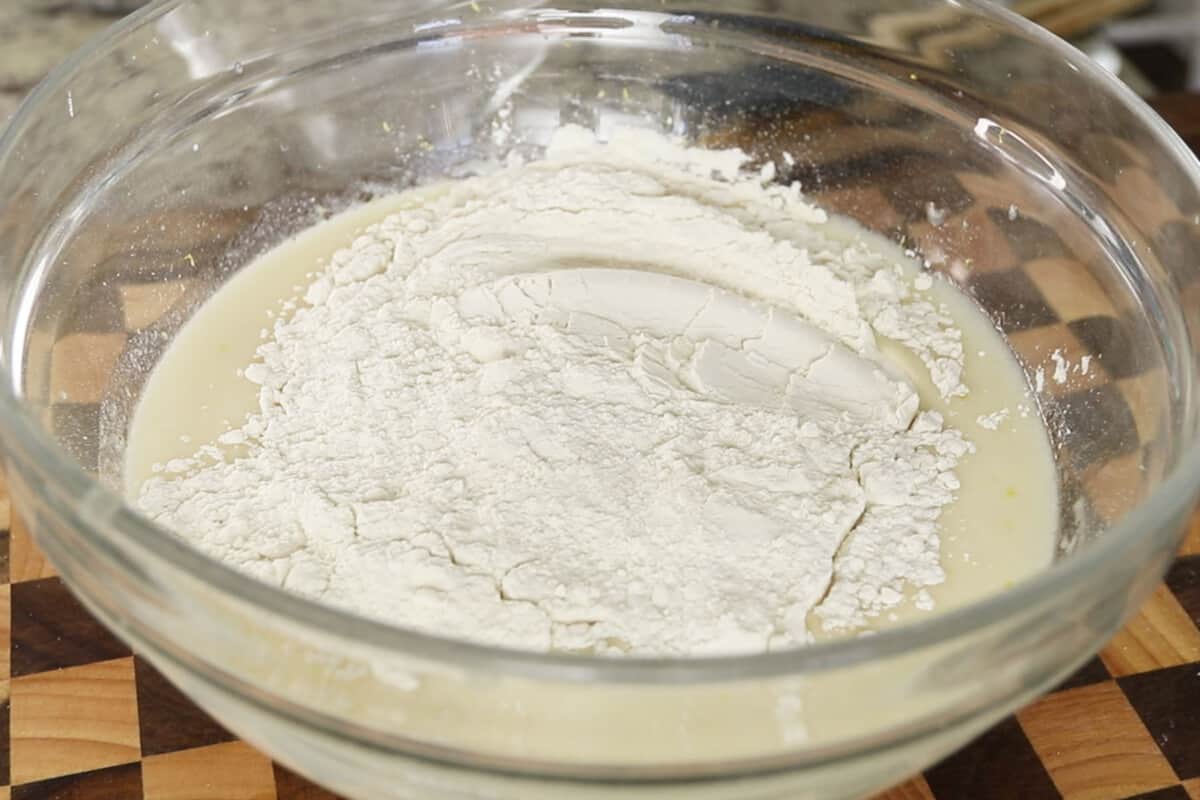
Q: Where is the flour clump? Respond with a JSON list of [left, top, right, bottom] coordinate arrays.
[[137, 126, 971, 655]]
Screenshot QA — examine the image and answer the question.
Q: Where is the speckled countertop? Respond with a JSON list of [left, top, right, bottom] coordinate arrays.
[[0, 1, 145, 123]]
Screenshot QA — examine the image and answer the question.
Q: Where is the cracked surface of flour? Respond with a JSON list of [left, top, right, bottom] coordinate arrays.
[[137, 126, 970, 656]]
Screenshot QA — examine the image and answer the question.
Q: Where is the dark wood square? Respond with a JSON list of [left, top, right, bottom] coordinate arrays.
[[12, 762, 143, 800], [0, 525, 11, 585], [791, 148, 941, 193], [1120, 663, 1200, 780], [59, 281, 128, 336], [986, 207, 1072, 261], [1054, 657, 1113, 693], [0, 695, 9, 787], [881, 169, 976, 222], [967, 269, 1060, 332], [134, 656, 235, 757], [1166, 556, 1200, 629], [1068, 315, 1147, 380], [10, 577, 132, 677], [924, 717, 1062, 800], [1045, 384, 1141, 472], [1126, 786, 1192, 800]]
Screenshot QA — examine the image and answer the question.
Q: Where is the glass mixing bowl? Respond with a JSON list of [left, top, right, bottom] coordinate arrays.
[[1, 1, 1199, 797]]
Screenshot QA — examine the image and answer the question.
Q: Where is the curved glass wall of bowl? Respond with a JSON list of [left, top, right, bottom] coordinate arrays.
[[1, 1, 1199, 797]]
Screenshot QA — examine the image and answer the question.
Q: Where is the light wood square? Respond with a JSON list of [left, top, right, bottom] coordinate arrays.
[[1117, 370, 1168, 452], [1182, 514, 1200, 558], [1006, 324, 1103, 397], [10, 512, 56, 583], [1082, 450, 1150, 526], [122, 281, 192, 331], [1113, 167, 1188, 233], [908, 203, 1019, 276], [1024, 258, 1119, 323], [786, 122, 922, 164], [49, 332, 127, 405], [0, 585, 10, 681], [11, 657, 140, 784], [955, 170, 1045, 219], [1099, 584, 1200, 677], [142, 740, 276, 800], [1018, 681, 1177, 800], [816, 186, 906, 234]]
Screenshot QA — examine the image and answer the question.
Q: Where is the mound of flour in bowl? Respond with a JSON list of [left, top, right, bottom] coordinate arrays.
[[136, 127, 971, 656]]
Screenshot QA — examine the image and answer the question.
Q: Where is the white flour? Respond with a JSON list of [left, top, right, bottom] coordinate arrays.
[[976, 409, 1011, 431], [137, 127, 971, 655]]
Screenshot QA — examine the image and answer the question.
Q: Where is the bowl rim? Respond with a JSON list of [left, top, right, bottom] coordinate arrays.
[[1, 0, 1199, 686]]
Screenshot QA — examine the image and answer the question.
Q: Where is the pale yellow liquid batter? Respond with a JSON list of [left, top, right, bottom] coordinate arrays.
[[125, 193, 1058, 639]]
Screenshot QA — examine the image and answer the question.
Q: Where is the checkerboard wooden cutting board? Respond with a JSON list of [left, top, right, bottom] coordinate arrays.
[[0, 505, 1195, 799]]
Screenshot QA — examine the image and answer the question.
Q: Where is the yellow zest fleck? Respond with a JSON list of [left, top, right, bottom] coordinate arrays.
[[184, 253, 196, 267]]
